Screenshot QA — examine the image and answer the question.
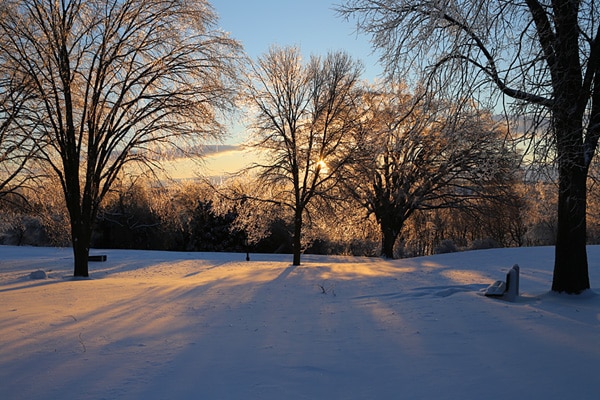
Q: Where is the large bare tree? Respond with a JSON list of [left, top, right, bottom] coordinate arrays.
[[339, 0, 600, 293], [349, 84, 517, 258], [0, 0, 241, 276], [245, 46, 364, 265]]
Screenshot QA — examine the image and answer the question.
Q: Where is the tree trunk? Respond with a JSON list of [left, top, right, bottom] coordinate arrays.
[[552, 160, 590, 293], [292, 210, 302, 266], [380, 222, 399, 259], [547, 1, 592, 294], [73, 238, 90, 277], [71, 219, 91, 277], [551, 109, 591, 294]]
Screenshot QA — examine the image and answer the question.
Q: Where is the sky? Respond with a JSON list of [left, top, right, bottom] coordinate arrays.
[[210, 0, 383, 80]]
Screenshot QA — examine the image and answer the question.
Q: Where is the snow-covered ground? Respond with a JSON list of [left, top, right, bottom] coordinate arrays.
[[1, 245, 599, 400]]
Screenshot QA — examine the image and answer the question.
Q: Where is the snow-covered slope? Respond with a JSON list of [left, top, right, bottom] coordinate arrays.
[[1, 245, 598, 399]]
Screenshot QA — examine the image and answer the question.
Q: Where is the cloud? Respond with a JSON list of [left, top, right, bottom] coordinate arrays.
[[202, 144, 243, 157]]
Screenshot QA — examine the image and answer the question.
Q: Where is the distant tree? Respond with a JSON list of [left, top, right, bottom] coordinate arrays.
[[0, 177, 71, 247], [244, 46, 364, 265], [524, 181, 559, 246], [0, 0, 241, 276], [185, 199, 244, 252], [93, 177, 162, 250], [339, 0, 599, 293], [347, 85, 518, 258]]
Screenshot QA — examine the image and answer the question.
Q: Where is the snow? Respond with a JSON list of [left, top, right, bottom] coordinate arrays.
[[1, 245, 599, 400]]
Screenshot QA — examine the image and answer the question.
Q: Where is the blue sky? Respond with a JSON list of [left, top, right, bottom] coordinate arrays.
[[210, 0, 383, 80]]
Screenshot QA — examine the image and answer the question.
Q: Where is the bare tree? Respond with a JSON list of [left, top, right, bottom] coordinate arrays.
[[0, 69, 37, 202], [0, 0, 242, 276], [244, 46, 364, 265], [339, 0, 600, 293], [348, 84, 518, 258]]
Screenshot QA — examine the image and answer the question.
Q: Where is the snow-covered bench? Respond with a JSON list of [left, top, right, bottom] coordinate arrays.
[[484, 264, 519, 302], [88, 255, 107, 262]]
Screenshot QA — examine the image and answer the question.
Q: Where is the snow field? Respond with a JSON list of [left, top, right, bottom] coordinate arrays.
[[1, 246, 599, 399]]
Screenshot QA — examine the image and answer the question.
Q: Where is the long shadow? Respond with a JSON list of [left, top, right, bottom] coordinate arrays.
[[273, 264, 298, 281]]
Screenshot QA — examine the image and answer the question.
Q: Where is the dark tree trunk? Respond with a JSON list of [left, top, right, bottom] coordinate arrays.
[[73, 239, 90, 277], [71, 219, 92, 277], [552, 151, 590, 293], [550, 107, 591, 293], [380, 221, 400, 259], [66, 183, 94, 277], [292, 209, 302, 266]]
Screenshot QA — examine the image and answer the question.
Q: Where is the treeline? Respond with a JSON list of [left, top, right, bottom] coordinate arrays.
[[4, 173, 600, 257]]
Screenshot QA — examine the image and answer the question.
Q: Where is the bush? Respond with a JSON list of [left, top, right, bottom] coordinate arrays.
[[470, 237, 501, 250], [434, 239, 458, 254]]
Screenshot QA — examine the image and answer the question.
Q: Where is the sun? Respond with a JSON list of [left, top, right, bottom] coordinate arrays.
[[316, 159, 328, 173]]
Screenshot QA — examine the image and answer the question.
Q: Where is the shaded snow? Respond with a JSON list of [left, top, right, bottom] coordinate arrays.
[[1, 245, 599, 399]]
